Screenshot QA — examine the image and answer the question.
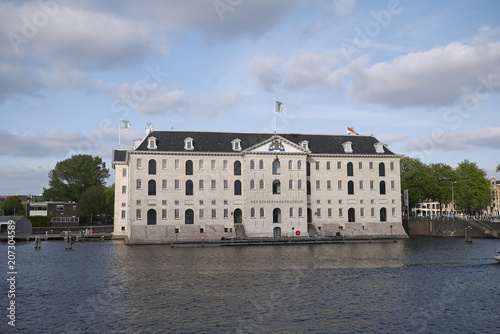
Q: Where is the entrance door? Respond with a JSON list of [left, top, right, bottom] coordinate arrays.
[[147, 209, 157, 225], [234, 209, 242, 224], [273, 227, 281, 238], [185, 209, 194, 225]]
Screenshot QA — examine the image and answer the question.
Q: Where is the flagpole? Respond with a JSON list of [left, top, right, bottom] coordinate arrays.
[[273, 97, 276, 136]]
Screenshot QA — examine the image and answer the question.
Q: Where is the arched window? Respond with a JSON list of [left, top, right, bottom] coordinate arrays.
[[307, 180, 311, 195], [298, 179, 303, 190], [297, 160, 302, 170], [273, 180, 281, 194], [148, 159, 156, 175], [272, 159, 280, 175], [250, 208, 256, 218], [347, 162, 353, 176], [348, 208, 355, 222], [250, 179, 255, 190], [273, 208, 281, 223], [298, 207, 303, 217], [185, 160, 193, 175], [288, 160, 293, 170], [380, 181, 386, 195], [259, 159, 264, 170], [348, 181, 354, 195], [234, 180, 242, 195], [259, 179, 264, 190], [147, 209, 157, 225], [148, 180, 156, 196], [380, 208, 387, 222], [250, 159, 255, 170], [185, 180, 193, 196], [379, 162, 385, 177], [289, 179, 294, 190], [289, 207, 294, 217], [260, 208, 265, 218], [234, 161, 241, 175]]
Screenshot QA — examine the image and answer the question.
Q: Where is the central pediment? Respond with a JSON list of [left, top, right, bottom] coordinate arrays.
[[244, 135, 308, 153]]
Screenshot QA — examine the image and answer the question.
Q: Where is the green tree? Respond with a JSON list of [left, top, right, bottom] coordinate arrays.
[[104, 184, 115, 218], [454, 160, 491, 216], [400, 157, 432, 212], [0, 196, 25, 216], [79, 185, 107, 222], [43, 154, 110, 202], [497, 163, 500, 172], [428, 163, 456, 215]]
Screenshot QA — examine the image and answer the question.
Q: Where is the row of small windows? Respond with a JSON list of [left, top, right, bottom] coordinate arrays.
[[135, 207, 394, 225], [129, 159, 394, 177]]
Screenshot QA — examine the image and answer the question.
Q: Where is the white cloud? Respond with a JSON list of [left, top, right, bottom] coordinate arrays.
[[403, 127, 500, 152], [347, 28, 500, 108], [249, 56, 282, 90], [329, 0, 355, 18]]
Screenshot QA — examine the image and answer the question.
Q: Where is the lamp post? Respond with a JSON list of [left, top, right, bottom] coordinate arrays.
[[452, 181, 457, 217]]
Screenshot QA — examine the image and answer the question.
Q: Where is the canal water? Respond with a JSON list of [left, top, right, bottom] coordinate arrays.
[[1, 237, 500, 333]]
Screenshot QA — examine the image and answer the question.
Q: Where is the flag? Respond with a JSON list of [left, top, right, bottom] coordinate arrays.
[[275, 100, 284, 113], [120, 120, 131, 131], [347, 126, 359, 135]]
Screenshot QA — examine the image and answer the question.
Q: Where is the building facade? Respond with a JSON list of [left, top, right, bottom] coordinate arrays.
[[489, 176, 500, 217], [112, 128, 407, 244], [27, 201, 78, 217]]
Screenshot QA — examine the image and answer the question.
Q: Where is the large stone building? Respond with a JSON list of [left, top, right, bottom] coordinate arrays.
[[112, 127, 407, 244], [489, 176, 500, 217]]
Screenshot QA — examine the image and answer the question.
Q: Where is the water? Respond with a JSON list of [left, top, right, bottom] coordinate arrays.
[[1, 237, 500, 333]]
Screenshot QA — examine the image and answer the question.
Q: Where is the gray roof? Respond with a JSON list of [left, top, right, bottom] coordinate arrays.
[[122, 130, 397, 156]]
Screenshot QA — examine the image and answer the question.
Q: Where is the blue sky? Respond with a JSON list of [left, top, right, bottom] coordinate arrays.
[[1, 0, 499, 195]]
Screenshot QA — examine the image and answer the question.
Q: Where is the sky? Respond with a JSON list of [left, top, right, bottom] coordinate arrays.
[[1, 0, 499, 196]]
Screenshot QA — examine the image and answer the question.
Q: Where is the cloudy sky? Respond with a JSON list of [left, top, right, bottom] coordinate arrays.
[[1, 0, 499, 195]]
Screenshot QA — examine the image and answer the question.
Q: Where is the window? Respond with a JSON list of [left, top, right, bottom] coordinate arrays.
[[211, 159, 216, 171], [260, 208, 265, 218], [390, 162, 394, 171], [370, 180, 374, 190], [211, 180, 216, 190], [250, 160, 255, 170], [212, 209, 217, 219], [234, 161, 241, 175], [392, 207, 396, 217], [315, 161, 320, 170], [359, 180, 364, 190], [348, 181, 354, 195], [122, 185, 126, 194], [148, 159, 156, 175], [175, 179, 180, 190], [359, 162, 363, 170], [162, 200, 166, 205], [347, 162, 353, 176], [199, 180, 204, 190], [232, 138, 242, 151], [300, 141, 309, 150], [316, 180, 321, 190], [122, 168, 127, 177], [379, 162, 385, 177], [121, 210, 126, 219], [250, 179, 255, 190], [343, 141, 353, 153], [272, 159, 280, 175], [186, 180, 193, 196], [175, 209, 180, 220], [273, 208, 281, 223], [223, 160, 228, 170], [327, 180, 332, 190], [162, 209, 167, 220], [371, 208, 375, 217], [273, 180, 281, 194], [224, 180, 229, 190], [184, 137, 193, 150], [289, 179, 294, 190], [175, 159, 180, 170], [297, 160, 302, 170], [339, 208, 343, 218], [288, 160, 293, 170], [259, 179, 264, 190], [369, 162, 374, 170], [328, 208, 332, 218], [380, 208, 387, 222], [162, 159, 167, 170], [380, 181, 386, 195], [391, 180, 395, 189], [148, 180, 156, 196], [186, 160, 193, 175], [289, 207, 294, 217], [348, 208, 355, 222], [136, 179, 142, 190], [316, 208, 321, 217], [224, 209, 229, 219], [234, 180, 242, 195], [298, 179, 303, 190], [326, 161, 331, 170], [136, 209, 142, 220], [259, 160, 264, 170], [338, 180, 342, 190], [199, 159, 204, 170], [250, 208, 256, 218], [137, 159, 142, 169], [147, 209, 157, 225], [298, 208, 303, 217]]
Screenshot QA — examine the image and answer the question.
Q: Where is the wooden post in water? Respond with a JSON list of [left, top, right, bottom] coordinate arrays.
[[465, 226, 473, 243]]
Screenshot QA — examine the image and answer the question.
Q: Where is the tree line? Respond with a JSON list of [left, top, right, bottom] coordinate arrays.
[[401, 157, 495, 217]]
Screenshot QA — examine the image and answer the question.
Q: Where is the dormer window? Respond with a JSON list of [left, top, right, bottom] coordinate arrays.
[[184, 137, 194, 151], [299, 140, 309, 150], [342, 141, 353, 153], [148, 137, 157, 150], [374, 142, 384, 154], [231, 138, 242, 152]]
